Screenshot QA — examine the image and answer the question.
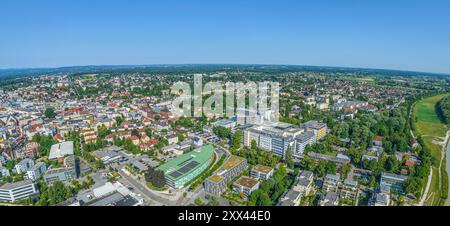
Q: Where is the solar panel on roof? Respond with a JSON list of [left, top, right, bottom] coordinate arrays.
[[177, 157, 194, 167], [175, 161, 200, 174], [169, 171, 183, 178], [186, 161, 200, 168], [179, 166, 191, 173]]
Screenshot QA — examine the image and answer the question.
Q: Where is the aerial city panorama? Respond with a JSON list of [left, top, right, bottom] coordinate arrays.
[[0, 0, 450, 215]]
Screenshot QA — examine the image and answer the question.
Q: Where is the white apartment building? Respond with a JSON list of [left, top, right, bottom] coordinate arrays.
[[14, 158, 35, 174], [26, 162, 47, 180]]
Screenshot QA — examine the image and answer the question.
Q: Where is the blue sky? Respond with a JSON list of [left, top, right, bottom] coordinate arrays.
[[1, 0, 450, 74]]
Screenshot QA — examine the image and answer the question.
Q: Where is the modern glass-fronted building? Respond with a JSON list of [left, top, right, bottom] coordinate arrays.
[[157, 144, 214, 189]]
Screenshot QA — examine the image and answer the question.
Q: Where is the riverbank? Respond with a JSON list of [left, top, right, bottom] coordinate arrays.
[[412, 94, 449, 206], [446, 133, 450, 206]]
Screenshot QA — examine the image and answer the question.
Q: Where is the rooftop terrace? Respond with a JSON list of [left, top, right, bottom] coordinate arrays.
[[222, 155, 245, 170], [234, 176, 259, 188], [252, 164, 273, 174]]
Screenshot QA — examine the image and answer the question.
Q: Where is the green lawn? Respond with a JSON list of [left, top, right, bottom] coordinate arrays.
[[146, 182, 167, 191], [413, 94, 449, 206], [415, 96, 442, 123], [425, 167, 441, 206], [414, 94, 448, 134]]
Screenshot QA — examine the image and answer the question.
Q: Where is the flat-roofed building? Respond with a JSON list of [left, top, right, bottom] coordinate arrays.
[[340, 179, 359, 202], [294, 131, 316, 157], [205, 155, 248, 196], [243, 121, 323, 158], [84, 191, 143, 206], [277, 189, 301, 206], [0, 166, 10, 177], [319, 192, 339, 206], [380, 172, 407, 194], [0, 180, 39, 202], [243, 124, 297, 157], [157, 144, 214, 189], [212, 119, 236, 129], [250, 164, 274, 180], [166, 134, 179, 145], [93, 147, 123, 165], [369, 192, 390, 206], [49, 141, 74, 163], [84, 182, 143, 206], [232, 176, 259, 197], [43, 167, 77, 184], [302, 120, 327, 141], [14, 158, 34, 174], [293, 170, 314, 196], [322, 174, 340, 193], [27, 162, 47, 181], [307, 152, 351, 165]]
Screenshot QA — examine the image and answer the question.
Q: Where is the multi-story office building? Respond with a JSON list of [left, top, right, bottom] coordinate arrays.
[[235, 108, 275, 126], [294, 131, 316, 157], [157, 145, 214, 189], [302, 120, 327, 141], [232, 176, 260, 197], [369, 192, 390, 206], [27, 162, 47, 181], [380, 172, 407, 194], [243, 122, 300, 157], [243, 121, 322, 158], [0, 166, 10, 177], [205, 155, 248, 196], [43, 167, 77, 184], [250, 164, 274, 180], [14, 158, 34, 174], [0, 180, 39, 202]]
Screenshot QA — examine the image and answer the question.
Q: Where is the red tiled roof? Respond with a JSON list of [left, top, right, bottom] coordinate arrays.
[[405, 160, 416, 167], [373, 135, 383, 142]]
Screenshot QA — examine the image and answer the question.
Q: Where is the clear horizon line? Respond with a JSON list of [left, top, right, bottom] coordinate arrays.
[[0, 63, 449, 76]]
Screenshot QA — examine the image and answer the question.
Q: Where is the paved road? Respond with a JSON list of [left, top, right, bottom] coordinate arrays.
[[118, 169, 176, 206], [418, 130, 449, 206], [419, 166, 433, 206], [446, 132, 450, 206]]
